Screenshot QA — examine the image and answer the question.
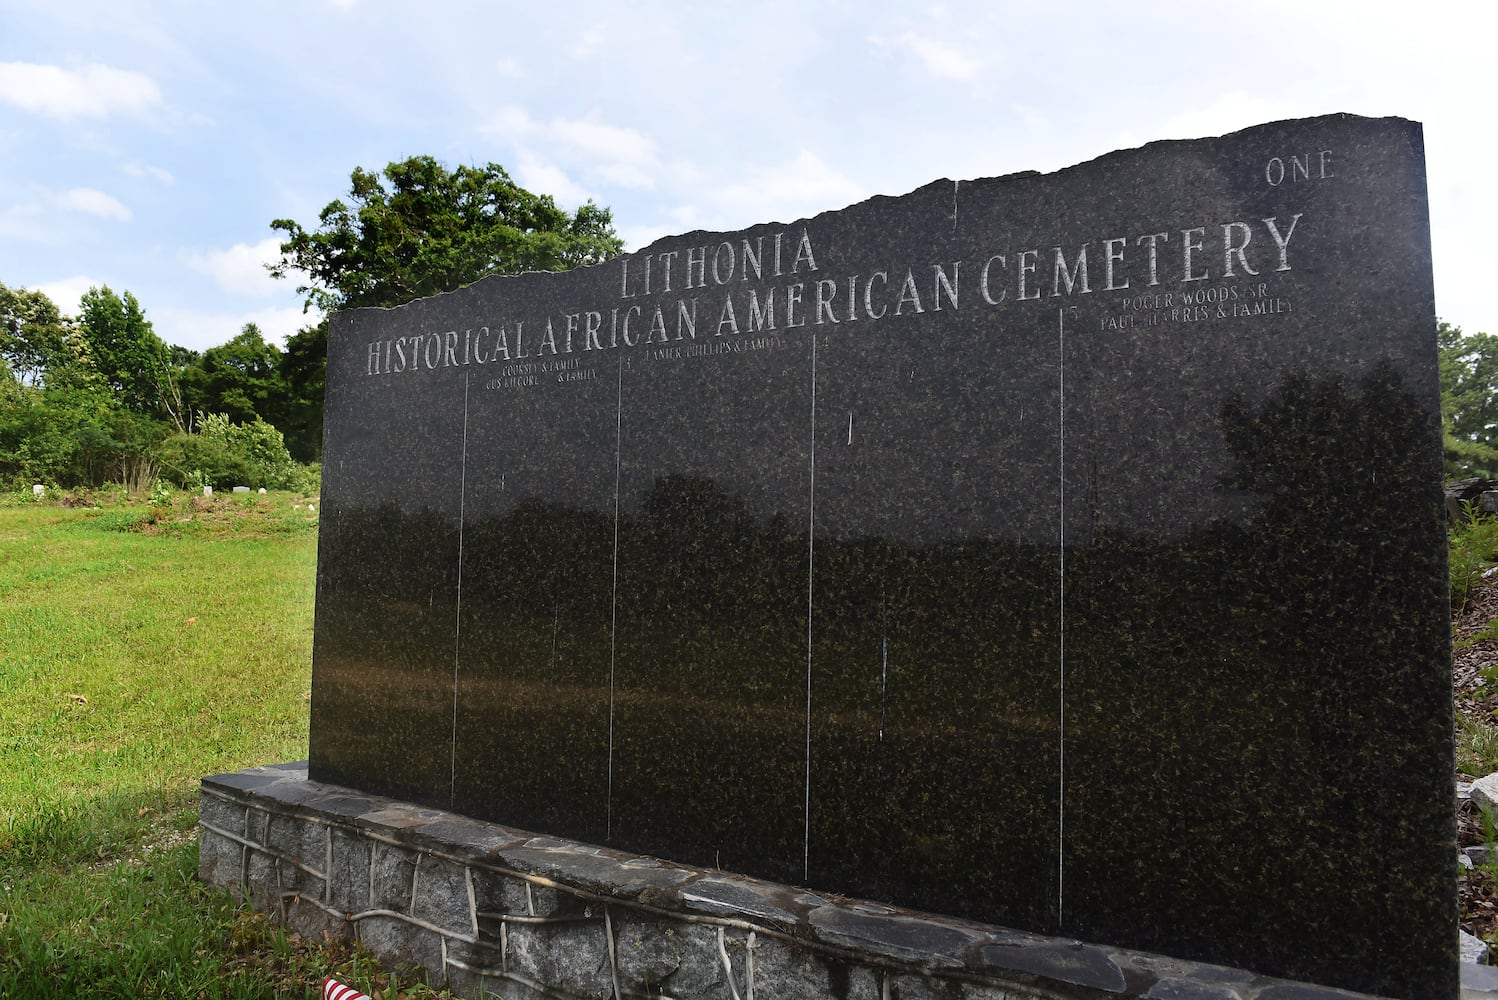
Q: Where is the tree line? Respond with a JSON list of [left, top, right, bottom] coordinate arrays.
[[0, 156, 621, 493]]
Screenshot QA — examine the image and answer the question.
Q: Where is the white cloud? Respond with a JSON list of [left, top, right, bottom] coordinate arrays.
[[1151, 93, 1305, 144], [58, 188, 132, 221], [182, 238, 284, 297], [483, 107, 659, 193], [34, 276, 103, 317], [870, 32, 982, 83], [897, 32, 982, 82], [123, 162, 175, 185], [618, 223, 673, 254], [711, 151, 866, 228], [151, 304, 319, 353], [0, 62, 161, 120], [550, 119, 656, 168], [571, 26, 607, 59], [511, 151, 592, 208], [486, 104, 537, 139]]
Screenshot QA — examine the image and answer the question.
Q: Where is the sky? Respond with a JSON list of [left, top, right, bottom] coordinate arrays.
[[1, 0, 1494, 354]]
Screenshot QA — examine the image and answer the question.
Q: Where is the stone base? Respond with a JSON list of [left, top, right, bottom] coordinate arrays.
[[200, 762, 1387, 1000]]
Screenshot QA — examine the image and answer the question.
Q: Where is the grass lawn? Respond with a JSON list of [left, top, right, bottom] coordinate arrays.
[[0, 489, 448, 998]]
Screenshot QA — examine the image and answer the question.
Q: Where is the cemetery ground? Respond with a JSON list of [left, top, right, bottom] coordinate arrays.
[[3, 487, 1498, 997], [0, 488, 453, 998]]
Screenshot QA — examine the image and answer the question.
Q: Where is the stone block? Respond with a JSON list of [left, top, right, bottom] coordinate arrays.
[[471, 867, 588, 923], [196, 826, 245, 889], [245, 848, 282, 914], [328, 827, 372, 915], [267, 811, 329, 875], [505, 919, 613, 999], [612, 912, 723, 996], [747, 932, 848, 999], [244, 805, 269, 845], [370, 841, 417, 911], [411, 853, 473, 937], [357, 915, 444, 982], [198, 792, 246, 836], [285, 895, 345, 941]]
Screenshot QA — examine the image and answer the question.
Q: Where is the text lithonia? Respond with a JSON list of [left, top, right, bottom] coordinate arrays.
[[364, 214, 1305, 377]]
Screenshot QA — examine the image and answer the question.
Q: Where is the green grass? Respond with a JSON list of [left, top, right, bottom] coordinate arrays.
[[0, 490, 451, 998]]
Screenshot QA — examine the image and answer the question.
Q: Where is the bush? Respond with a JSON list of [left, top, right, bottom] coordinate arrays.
[[0, 387, 167, 489], [1451, 503, 1498, 617], [156, 413, 315, 492]]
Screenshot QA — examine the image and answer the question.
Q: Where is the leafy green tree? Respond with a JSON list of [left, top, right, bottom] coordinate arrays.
[[0, 283, 70, 387], [276, 320, 328, 462], [1438, 320, 1498, 478], [268, 155, 623, 311], [180, 323, 284, 426], [75, 286, 186, 429]]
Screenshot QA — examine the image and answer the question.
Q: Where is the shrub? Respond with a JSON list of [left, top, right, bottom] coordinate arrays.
[[1451, 502, 1498, 617], [156, 413, 312, 491]]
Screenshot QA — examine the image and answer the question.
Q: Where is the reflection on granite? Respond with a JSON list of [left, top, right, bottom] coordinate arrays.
[[310, 115, 1454, 998]]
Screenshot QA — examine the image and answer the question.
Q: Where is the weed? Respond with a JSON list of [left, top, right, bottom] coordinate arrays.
[[1451, 503, 1498, 617]]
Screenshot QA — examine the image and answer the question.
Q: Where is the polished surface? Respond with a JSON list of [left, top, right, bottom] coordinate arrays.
[[311, 115, 1455, 998]]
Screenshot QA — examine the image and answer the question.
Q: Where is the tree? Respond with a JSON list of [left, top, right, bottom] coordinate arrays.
[[268, 155, 623, 312], [75, 286, 186, 430], [0, 283, 70, 387], [276, 320, 328, 462], [1438, 320, 1498, 478], [180, 322, 284, 426]]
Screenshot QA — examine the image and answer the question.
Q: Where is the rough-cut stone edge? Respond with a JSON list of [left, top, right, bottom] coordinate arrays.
[[200, 763, 1456, 1000], [1472, 773, 1498, 813]]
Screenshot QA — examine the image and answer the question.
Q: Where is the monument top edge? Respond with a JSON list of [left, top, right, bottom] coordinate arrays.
[[328, 111, 1419, 323]]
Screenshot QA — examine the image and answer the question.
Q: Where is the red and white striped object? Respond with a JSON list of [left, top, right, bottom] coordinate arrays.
[[323, 978, 373, 1000]]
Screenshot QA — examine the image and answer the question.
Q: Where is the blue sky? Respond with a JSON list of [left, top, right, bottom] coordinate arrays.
[[1, 0, 1494, 353]]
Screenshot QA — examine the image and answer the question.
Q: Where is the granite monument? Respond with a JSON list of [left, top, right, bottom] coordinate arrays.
[[306, 114, 1455, 997]]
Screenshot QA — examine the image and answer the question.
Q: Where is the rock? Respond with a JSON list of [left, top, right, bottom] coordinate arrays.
[[1463, 962, 1498, 992], [1471, 772, 1498, 812], [1462, 929, 1490, 964], [1470, 845, 1492, 866], [1462, 853, 1475, 871]]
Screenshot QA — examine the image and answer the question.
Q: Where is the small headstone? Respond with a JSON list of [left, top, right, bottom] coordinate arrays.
[[1462, 928, 1490, 964], [202, 486, 212, 497], [232, 486, 251, 493], [1470, 844, 1492, 865], [31, 484, 44, 496], [258, 487, 267, 494]]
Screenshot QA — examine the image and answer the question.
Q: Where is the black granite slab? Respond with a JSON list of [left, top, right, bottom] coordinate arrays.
[[309, 114, 1455, 998]]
